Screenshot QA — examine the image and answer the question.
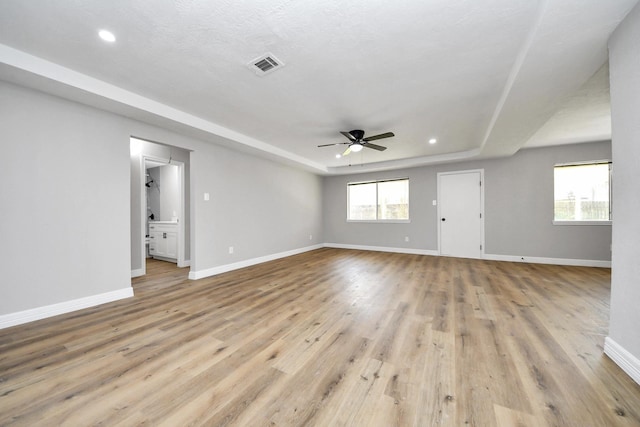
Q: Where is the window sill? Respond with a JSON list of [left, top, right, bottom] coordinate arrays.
[[347, 219, 411, 224], [553, 220, 612, 226]]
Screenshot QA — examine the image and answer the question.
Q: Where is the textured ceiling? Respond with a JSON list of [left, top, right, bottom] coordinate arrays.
[[525, 64, 611, 148], [0, 0, 636, 174]]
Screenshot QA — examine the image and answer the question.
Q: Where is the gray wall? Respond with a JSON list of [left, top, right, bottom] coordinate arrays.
[[1, 81, 323, 317], [0, 80, 130, 313], [192, 142, 323, 272], [609, 2, 640, 361], [324, 141, 612, 261]]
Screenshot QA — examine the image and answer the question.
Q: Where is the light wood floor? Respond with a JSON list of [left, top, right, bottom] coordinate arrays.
[[1, 249, 639, 426]]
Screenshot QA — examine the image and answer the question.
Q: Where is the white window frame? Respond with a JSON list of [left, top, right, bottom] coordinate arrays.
[[553, 160, 612, 226], [347, 178, 410, 223]]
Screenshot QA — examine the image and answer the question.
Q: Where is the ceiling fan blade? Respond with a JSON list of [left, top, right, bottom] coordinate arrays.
[[318, 142, 349, 147], [364, 142, 387, 151], [340, 131, 357, 142], [342, 146, 352, 156], [363, 132, 394, 142]]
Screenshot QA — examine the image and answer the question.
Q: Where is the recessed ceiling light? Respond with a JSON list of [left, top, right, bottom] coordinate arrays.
[[98, 30, 116, 43], [335, 154, 341, 159], [428, 138, 437, 144]]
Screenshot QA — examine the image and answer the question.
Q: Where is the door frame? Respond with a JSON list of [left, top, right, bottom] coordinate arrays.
[[437, 169, 485, 258], [139, 155, 187, 275]]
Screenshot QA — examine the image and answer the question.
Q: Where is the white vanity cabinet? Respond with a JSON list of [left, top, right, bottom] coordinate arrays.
[[148, 222, 178, 261]]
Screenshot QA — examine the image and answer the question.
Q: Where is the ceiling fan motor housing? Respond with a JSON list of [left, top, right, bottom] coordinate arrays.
[[350, 129, 365, 140]]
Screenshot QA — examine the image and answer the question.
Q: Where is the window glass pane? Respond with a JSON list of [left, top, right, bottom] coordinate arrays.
[[378, 180, 409, 220], [348, 183, 376, 220], [554, 163, 610, 221]]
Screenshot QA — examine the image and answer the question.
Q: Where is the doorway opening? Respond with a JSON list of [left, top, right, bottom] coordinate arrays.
[[130, 137, 190, 278]]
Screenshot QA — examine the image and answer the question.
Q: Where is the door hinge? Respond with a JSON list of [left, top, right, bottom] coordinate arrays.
[[480, 213, 482, 218], [480, 244, 483, 250]]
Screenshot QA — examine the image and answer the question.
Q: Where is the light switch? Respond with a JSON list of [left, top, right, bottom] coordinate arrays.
[[204, 192, 210, 201]]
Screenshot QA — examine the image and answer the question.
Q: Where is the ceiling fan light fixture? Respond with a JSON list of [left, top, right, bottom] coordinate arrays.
[[319, 129, 393, 156]]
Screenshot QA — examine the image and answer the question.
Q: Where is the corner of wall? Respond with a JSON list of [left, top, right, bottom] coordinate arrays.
[[604, 337, 640, 386]]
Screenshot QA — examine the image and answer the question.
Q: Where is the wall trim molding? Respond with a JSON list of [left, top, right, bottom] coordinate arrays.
[[483, 253, 611, 268], [604, 337, 640, 386], [131, 268, 144, 278], [324, 243, 439, 257], [0, 287, 134, 330], [188, 244, 324, 280], [188, 245, 610, 282], [322, 245, 610, 267]]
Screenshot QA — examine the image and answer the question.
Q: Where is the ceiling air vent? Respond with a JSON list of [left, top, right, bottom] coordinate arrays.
[[248, 53, 284, 76]]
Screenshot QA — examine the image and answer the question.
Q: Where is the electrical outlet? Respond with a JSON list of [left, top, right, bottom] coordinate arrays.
[[229, 246, 234, 254], [405, 236, 409, 242], [309, 234, 313, 240], [204, 192, 210, 201], [432, 200, 437, 206]]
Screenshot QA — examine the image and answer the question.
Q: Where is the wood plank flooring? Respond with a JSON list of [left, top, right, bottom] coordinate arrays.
[[1, 248, 639, 426]]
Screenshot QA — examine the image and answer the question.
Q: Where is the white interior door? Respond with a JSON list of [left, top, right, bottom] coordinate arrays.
[[438, 170, 483, 259]]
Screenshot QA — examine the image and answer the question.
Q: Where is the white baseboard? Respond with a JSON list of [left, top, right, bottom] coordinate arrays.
[[322, 245, 610, 267], [604, 337, 640, 386], [324, 243, 439, 257], [187, 243, 610, 280], [188, 244, 324, 280], [0, 287, 134, 330], [178, 259, 191, 268], [483, 253, 611, 268]]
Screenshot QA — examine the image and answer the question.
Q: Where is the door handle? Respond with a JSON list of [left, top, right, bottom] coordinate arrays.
[[441, 218, 446, 221]]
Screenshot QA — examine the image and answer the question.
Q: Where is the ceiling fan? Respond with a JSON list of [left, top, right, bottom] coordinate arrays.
[[318, 129, 395, 156]]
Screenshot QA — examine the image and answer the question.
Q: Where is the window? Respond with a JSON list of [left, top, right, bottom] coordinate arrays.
[[348, 178, 409, 221], [553, 162, 611, 224]]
